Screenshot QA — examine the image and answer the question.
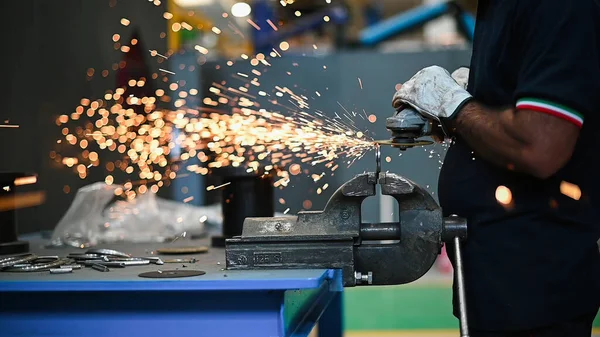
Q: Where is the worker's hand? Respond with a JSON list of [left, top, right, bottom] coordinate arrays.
[[392, 66, 472, 135], [451, 67, 469, 90]]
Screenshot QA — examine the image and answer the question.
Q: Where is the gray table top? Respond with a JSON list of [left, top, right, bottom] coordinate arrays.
[[0, 237, 332, 292]]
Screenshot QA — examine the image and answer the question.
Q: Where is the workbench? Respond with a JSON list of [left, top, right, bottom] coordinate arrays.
[[0, 236, 343, 337]]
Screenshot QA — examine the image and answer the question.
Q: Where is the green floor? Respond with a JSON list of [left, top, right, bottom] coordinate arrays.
[[343, 284, 600, 331]]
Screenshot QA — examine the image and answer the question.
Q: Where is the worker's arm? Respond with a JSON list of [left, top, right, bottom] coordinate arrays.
[[393, 1, 600, 179], [447, 103, 580, 179]]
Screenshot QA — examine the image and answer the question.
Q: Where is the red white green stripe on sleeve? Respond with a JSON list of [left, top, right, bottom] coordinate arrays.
[[516, 98, 584, 128]]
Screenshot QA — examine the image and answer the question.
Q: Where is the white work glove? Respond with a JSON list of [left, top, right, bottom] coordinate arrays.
[[392, 66, 472, 135], [451, 67, 469, 90]]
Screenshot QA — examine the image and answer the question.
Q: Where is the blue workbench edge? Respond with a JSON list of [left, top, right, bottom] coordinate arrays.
[[0, 269, 340, 292]]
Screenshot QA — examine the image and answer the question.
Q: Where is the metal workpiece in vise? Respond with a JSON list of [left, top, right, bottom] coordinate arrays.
[[225, 172, 467, 288]]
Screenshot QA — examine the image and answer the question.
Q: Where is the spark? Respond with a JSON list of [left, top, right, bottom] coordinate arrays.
[[194, 45, 209, 55], [149, 50, 169, 59], [247, 19, 261, 30], [183, 196, 194, 203], [266, 19, 278, 31], [159, 68, 175, 75], [206, 182, 231, 191], [271, 48, 282, 57], [54, 7, 377, 199], [358, 78, 363, 89], [14, 176, 37, 186], [495, 186, 512, 205], [181, 22, 193, 31], [560, 181, 581, 200], [284, 208, 290, 214]]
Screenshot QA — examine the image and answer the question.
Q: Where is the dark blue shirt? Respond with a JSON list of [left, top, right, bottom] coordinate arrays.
[[439, 0, 600, 331]]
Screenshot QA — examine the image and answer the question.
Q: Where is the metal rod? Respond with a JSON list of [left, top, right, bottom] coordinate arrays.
[[375, 143, 381, 178], [360, 223, 401, 241], [454, 236, 469, 337]]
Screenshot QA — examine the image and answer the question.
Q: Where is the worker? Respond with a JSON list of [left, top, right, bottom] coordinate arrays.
[[392, 1, 600, 336]]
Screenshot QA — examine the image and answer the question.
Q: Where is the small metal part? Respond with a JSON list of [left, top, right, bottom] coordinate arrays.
[[141, 257, 164, 265], [61, 264, 82, 270], [138, 270, 206, 278], [0, 253, 37, 269], [116, 259, 150, 266], [163, 258, 197, 264], [85, 248, 130, 258], [374, 143, 381, 178], [11, 264, 32, 268], [35, 256, 60, 262], [4, 258, 69, 272], [67, 253, 109, 261], [354, 271, 373, 285], [50, 268, 73, 274], [91, 263, 110, 272], [83, 261, 126, 268], [156, 246, 208, 255]]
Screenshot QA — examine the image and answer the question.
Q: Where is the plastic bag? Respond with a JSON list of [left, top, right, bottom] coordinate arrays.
[[49, 182, 220, 247]]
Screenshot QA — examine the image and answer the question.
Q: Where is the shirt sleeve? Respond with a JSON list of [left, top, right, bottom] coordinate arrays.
[[514, 1, 600, 128]]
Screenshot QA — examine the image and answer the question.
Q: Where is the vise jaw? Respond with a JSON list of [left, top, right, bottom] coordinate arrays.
[[225, 172, 466, 287]]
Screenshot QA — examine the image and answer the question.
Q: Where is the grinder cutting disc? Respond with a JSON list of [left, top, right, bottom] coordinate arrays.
[[138, 270, 206, 278], [156, 246, 209, 255], [375, 139, 434, 148]]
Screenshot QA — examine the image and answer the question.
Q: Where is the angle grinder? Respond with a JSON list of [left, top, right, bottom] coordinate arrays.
[[377, 107, 434, 150]]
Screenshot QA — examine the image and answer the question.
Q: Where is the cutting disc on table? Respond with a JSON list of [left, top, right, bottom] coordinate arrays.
[[375, 140, 434, 148], [156, 246, 209, 255], [138, 270, 206, 278]]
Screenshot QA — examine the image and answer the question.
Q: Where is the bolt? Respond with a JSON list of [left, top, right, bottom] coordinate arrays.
[[341, 210, 350, 220], [355, 271, 373, 285], [275, 223, 283, 231], [364, 271, 373, 285]]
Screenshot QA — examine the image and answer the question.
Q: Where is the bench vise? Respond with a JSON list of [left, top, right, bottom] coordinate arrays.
[[224, 172, 467, 287]]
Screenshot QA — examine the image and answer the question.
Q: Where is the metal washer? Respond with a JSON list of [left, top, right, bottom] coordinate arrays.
[[138, 270, 206, 278]]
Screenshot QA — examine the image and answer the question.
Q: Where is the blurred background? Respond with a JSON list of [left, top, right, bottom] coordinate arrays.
[[1, 0, 483, 335]]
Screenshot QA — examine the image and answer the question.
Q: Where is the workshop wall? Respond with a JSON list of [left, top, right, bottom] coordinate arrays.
[[0, 0, 168, 234]]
